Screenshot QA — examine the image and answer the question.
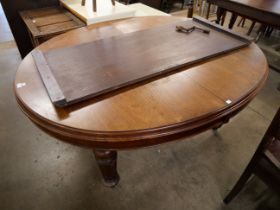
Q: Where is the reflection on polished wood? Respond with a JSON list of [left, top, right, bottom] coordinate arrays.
[[14, 16, 268, 185]]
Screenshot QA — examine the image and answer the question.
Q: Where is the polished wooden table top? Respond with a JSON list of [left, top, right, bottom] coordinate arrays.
[[14, 16, 268, 149], [208, 0, 280, 27]]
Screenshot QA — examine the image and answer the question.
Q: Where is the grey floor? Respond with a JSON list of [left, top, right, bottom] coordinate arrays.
[[0, 4, 280, 210]]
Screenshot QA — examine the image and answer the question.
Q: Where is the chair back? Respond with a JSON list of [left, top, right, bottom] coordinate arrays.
[[260, 107, 280, 151]]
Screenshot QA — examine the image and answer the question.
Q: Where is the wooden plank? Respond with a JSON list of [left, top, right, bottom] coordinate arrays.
[[64, 10, 85, 27], [26, 7, 61, 18], [31, 49, 67, 107], [39, 21, 80, 34], [20, 11, 42, 37], [34, 13, 72, 27], [20, 6, 85, 39], [34, 19, 251, 107]]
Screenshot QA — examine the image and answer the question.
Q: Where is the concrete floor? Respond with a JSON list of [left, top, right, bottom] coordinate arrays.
[[0, 4, 280, 210]]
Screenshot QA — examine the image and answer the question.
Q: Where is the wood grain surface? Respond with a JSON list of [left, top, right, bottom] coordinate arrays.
[[31, 50, 66, 106], [33, 17, 250, 107], [14, 16, 268, 149]]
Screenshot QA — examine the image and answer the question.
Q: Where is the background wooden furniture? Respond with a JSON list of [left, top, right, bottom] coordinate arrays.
[[20, 7, 85, 47], [224, 107, 280, 203], [204, 0, 280, 72], [82, 0, 116, 12], [0, 0, 59, 57], [190, 0, 279, 37], [188, 0, 212, 18], [162, 0, 186, 12], [203, 1, 256, 36], [236, 17, 256, 36], [206, 0, 280, 28], [193, 0, 216, 19], [128, 0, 163, 10], [14, 16, 268, 187]]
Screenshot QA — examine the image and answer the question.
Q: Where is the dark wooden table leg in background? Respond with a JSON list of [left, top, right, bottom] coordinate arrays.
[[93, 0, 97, 12], [206, 2, 211, 19], [187, 0, 194, 18], [216, 7, 225, 25], [93, 150, 120, 187], [229, 13, 238, 29]]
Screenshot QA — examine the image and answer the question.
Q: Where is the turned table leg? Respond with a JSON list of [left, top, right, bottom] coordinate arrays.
[[228, 13, 238, 29], [212, 117, 230, 133], [187, 0, 194, 18], [216, 7, 225, 25], [93, 150, 120, 187], [93, 0, 97, 12]]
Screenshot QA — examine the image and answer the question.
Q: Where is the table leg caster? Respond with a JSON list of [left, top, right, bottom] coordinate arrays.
[[93, 150, 120, 187]]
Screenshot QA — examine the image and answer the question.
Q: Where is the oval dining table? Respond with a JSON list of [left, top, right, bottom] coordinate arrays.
[[14, 16, 268, 187]]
